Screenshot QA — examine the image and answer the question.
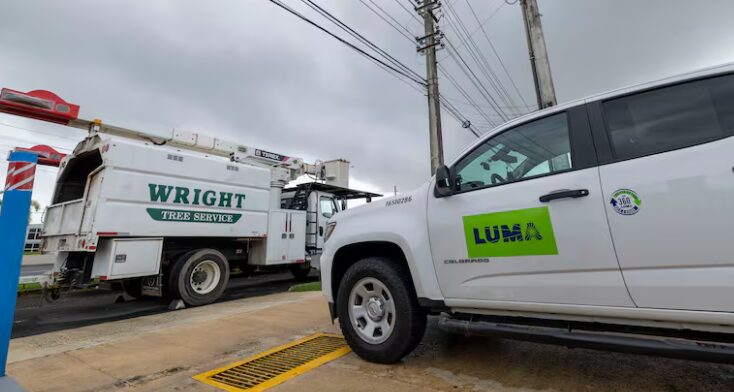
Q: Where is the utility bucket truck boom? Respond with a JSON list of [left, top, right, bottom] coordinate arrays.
[[0, 87, 380, 306]]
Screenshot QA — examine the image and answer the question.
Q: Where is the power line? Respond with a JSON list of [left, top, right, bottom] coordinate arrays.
[[357, 0, 415, 43], [443, 39, 509, 122], [271, 0, 482, 138], [268, 0, 426, 86], [0, 134, 73, 152], [300, 0, 423, 82], [438, 64, 498, 127], [0, 121, 81, 145], [392, 0, 420, 22], [464, 0, 530, 109], [441, 94, 535, 110], [360, 0, 416, 41], [438, 96, 481, 137], [448, 0, 505, 53], [443, 1, 518, 116]]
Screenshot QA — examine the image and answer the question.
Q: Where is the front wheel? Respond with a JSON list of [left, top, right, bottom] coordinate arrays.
[[336, 257, 427, 364], [169, 249, 230, 306]]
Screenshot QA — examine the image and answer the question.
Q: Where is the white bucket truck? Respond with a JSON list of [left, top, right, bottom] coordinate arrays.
[[0, 87, 379, 306]]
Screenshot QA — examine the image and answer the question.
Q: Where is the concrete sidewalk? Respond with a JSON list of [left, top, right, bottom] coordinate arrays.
[[8, 292, 454, 392], [8, 291, 734, 391], [8, 292, 339, 391]]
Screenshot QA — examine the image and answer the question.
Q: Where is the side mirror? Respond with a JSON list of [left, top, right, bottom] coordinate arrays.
[[434, 165, 454, 197]]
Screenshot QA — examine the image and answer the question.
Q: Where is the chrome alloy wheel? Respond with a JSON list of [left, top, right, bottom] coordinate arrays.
[[348, 277, 396, 344]]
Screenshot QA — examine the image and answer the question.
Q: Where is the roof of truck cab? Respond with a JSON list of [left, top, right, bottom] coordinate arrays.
[[284, 182, 382, 200]]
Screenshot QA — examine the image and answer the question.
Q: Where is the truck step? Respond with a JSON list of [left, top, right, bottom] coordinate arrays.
[[438, 314, 734, 364]]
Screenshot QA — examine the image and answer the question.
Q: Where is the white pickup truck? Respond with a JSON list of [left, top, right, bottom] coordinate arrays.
[[321, 64, 734, 364]]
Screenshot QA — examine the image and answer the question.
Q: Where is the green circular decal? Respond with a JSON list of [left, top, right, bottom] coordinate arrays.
[[610, 189, 641, 215]]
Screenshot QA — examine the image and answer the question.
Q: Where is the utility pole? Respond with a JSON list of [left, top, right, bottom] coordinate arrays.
[[519, 0, 557, 109], [415, 1, 444, 175]]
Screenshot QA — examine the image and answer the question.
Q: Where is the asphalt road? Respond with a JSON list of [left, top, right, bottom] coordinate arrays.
[[12, 271, 317, 339], [20, 263, 53, 277]]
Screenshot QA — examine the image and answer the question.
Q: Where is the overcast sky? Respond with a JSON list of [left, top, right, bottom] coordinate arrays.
[[2, 0, 734, 222]]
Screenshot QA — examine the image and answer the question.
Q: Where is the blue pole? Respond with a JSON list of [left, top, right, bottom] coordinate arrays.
[[0, 151, 38, 376]]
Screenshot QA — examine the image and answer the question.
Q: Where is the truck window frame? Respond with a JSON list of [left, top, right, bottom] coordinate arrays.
[[319, 195, 337, 219], [446, 105, 596, 196], [587, 71, 734, 165]]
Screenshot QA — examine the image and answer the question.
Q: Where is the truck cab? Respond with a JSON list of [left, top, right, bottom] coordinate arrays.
[[321, 64, 734, 364], [281, 183, 378, 268]]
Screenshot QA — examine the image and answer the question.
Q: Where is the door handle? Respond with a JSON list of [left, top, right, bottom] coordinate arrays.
[[539, 189, 589, 203]]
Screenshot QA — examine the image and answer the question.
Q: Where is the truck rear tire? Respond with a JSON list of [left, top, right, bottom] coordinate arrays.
[[336, 257, 427, 364], [169, 249, 230, 306], [122, 278, 143, 299], [290, 263, 311, 281]]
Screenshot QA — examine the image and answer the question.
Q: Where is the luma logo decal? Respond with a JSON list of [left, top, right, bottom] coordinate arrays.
[[463, 207, 558, 258], [147, 184, 245, 224]]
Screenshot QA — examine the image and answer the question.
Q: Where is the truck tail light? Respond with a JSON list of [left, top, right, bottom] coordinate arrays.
[[0, 88, 79, 124]]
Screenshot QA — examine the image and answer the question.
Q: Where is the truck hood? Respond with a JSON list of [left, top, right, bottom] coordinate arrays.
[[332, 183, 428, 222]]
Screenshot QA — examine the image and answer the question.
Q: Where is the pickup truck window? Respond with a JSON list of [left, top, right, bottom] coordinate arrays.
[[603, 73, 734, 160], [454, 112, 572, 192]]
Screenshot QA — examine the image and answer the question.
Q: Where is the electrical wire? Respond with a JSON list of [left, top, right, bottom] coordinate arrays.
[[0, 121, 81, 146], [444, 39, 509, 121], [392, 0, 421, 23], [464, 0, 530, 110], [268, 0, 426, 86], [279, 0, 483, 137], [300, 0, 423, 82], [447, 0, 504, 53], [443, 1, 518, 116], [358, 0, 416, 42], [0, 135, 73, 152], [438, 64, 498, 127]]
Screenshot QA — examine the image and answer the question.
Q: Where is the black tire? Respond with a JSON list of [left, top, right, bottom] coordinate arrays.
[[168, 249, 230, 306], [336, 257, 427, 364], [290, 263, 311, 281], [122, 278, 143, 299]]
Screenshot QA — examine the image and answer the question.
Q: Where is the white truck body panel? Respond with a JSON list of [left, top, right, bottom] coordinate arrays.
[[249, 210, 306, 265], [91, 238, 163, 279], [42, 134, 273, 251], [599, 133, 734, 312], [92, 136, 271, 237], [43, 200, 86, 237], [427, 167, 634, 307]]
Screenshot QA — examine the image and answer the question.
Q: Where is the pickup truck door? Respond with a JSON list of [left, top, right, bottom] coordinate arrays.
[[590, 72, 734, 312], [427, 107, 634, 307]]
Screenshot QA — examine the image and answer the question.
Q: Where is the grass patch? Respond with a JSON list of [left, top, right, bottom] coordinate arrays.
[[288, 281, 321, 292], [18, 282, 43, 293], [23, 251, 41, 256]]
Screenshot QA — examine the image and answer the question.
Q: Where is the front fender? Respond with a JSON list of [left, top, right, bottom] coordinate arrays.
[[320, 183, 443, 303]]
